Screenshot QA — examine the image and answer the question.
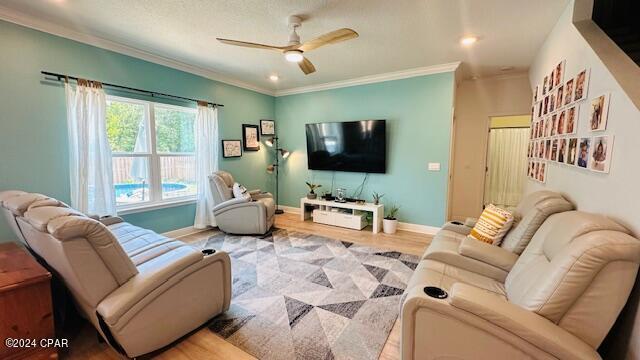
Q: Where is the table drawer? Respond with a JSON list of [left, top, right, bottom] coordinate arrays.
[[312, 210, 334, 226], [333, 213, 366, 230]]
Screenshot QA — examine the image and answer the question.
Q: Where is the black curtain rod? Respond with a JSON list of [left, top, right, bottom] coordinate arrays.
[[41, 71, 224, 107]]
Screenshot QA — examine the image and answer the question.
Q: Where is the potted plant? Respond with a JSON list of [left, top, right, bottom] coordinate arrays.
[[383, 205, 400, 234], [305, 182, 322, 199], [372, 192, 384, 205]]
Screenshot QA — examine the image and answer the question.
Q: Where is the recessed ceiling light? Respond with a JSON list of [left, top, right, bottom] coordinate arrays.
[[269, 75, 279, 81], [460, 36, 478, 47]]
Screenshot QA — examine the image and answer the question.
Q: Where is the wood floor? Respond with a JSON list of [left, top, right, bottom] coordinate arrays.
[[63, 213, 432, 360]]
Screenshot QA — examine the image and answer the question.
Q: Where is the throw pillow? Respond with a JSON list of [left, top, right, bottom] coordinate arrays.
[[232, 182, 249, 200], [468, 204, 514, 245]]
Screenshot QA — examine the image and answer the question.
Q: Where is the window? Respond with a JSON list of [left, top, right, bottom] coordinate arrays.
[[106, 96, 197, 210]]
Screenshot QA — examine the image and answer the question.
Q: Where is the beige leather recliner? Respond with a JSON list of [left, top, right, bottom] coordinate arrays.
[[0, 191, 232, 358], [425, 191, 574, 282], [209, 170, 275, 234], [401, 211, 640, 360]]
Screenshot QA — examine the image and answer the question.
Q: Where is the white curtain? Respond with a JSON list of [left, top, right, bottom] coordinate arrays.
[[65, 80, 117, 216], [194, 105, 219, 228], [485, 128, 529, 208]]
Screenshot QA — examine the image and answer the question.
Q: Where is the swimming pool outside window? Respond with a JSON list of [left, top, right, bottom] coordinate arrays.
[[106, 96, 197, 210]]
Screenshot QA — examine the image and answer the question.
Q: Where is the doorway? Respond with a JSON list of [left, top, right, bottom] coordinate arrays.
[[483, 115, 530, 209]]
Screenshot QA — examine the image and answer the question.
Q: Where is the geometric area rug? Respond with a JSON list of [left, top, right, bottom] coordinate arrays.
[[192, 228, 419, 360]]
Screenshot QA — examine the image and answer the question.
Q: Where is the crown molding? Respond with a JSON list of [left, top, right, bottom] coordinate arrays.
[[275, 62, 461, 96], [0, 5, 276, 96]]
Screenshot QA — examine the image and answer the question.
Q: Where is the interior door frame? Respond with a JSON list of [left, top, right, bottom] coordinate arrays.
[[481, 114, 531, 209]]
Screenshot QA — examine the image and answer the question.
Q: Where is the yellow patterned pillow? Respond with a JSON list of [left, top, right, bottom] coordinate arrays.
[[469, 204, 514, 245]]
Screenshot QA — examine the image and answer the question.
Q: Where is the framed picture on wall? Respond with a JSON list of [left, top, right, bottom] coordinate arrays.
[[590, 135, 614, 173], [567, 137, 578, 165], [260, 119, 275, 135], [554, 60, 565, 88], [574, 69, 590, 102], [564, 78, 574, 106], [577, 137, 591, 169], [242, 124, 260, 151], [565, 104, 579, 135], [589, 93, 610, 132], [222, 140, 242, 158]]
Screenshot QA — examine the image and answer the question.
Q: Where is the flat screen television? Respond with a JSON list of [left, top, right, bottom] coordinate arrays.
[[305, 120, 386, 173]]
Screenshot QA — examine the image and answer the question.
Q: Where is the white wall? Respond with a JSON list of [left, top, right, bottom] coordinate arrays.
[[527, 1, 640, 234], [450, 74, 532, 221], [527, 2, 640, 358]]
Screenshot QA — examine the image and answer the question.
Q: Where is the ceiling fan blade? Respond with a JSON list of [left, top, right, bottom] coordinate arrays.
[[299, 57, 316, 75], [298, 28, 359, 52], [216, 38, 286, 51]]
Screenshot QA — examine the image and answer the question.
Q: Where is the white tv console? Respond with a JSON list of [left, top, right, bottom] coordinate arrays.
[[299, 197, 384, 234]]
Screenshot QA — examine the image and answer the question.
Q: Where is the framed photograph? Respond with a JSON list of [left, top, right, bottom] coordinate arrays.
[[544, 116, 552, 137], [554, 60, 565, 88], [574, 69, 590, 102], [577, 137, 591, 169], [221, 140, 242, 158], [590, 135, 614, 173], [549, 70, 555, 90], [534, 161, 540, 180], [545, 139, 552, 160], [567, 138, 578, 165], [550, 138, 559, 161], [589, 93, 610, 132], [543, 96, 549, 115], [537, 101, 543, 118], [528, 161, 534, 179], [564, 78, 574, 106], [538, 140, 545, 159], [543, 76, 549, 95], [242, 124, 260, 151], [558, 138, 567, 163], [556, 110, 566, 135], [565, 105, 579, 135], [260, 119, 275, 135], [550, 93, 556, 113], [533, 86, 539, 103], [538, 162, 547, 183], [556, 85, 564, 109], [550, 113, 558, 136]]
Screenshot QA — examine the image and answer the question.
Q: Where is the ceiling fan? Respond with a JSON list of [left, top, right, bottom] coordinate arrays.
[[216, 15, 358, 75]]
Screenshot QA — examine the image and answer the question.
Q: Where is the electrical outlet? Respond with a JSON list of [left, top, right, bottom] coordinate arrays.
[[428, 162, 441, 171]]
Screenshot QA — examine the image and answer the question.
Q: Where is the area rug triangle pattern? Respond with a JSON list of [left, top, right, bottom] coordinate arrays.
[[193, 229, 419, 360]]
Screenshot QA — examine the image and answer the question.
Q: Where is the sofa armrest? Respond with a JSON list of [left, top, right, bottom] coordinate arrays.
[[448, 283, 599, 360], [464, 217, 478, 227], [458, 237, 519, 272], [97, 246, 229, 327], [441, 221, 472, 235], [212, 197, 250, 212], [251, 191, 273, 200], [99, 216, 124, 226]]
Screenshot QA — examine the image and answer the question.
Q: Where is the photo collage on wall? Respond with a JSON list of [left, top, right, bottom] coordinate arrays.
[[527, 60, 614, 183]]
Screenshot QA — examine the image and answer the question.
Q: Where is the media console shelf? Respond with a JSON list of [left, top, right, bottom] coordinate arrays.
[[300, 197, 384, 234]]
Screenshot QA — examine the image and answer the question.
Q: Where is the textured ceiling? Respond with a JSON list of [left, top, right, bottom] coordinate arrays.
[[0, 0, 570, 93]]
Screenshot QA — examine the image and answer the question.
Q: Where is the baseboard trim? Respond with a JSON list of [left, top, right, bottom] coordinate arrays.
[[277, 205, 440, 235], [162, 226, 206, 238]]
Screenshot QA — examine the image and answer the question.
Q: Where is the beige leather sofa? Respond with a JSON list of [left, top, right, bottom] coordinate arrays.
[[401, 210, 640, 360], [425, 191, 574, 282], [209, 170, 275, 234], [0, 191, 232, 358]]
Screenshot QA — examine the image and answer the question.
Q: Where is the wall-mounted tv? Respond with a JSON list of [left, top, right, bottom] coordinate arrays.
[[305, 120, 386, 173]]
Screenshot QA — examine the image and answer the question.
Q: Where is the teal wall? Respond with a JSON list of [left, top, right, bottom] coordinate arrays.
[[0, 19, 455, 240], [0, 20, 275, 240], [275, 73, 455, 227]]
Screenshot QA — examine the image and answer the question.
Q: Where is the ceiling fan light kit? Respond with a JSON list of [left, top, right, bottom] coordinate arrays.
[[284, 50, 304, 63], [216, 15, 358, 75]]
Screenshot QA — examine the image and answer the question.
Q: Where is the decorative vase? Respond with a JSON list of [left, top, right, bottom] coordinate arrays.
[[383, 218, 398, 234], [307, 193, 317, 199]]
